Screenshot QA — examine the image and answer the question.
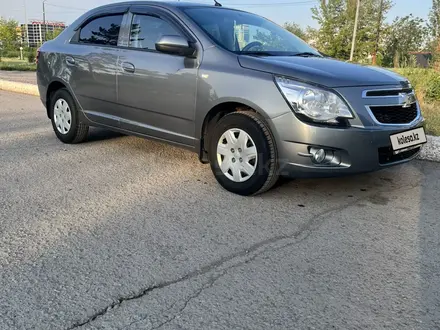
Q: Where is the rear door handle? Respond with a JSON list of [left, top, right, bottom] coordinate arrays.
[[121, 62, 135, 73], [66, 56, 75, 65]]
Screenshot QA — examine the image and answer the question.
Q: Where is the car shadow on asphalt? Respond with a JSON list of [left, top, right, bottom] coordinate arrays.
[[86, 128, 126, 143]]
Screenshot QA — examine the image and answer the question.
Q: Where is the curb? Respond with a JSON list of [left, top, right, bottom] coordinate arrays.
[[0, 78, 439, 163], [0, 79, 39, 97]]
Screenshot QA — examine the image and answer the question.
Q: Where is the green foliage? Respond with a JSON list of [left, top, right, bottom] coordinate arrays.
[[419, 102, 440, 136], [45, 28, 64, 41], [394, 67, 440, 135], [311, 0, 352, 59], [26, 48, 36, 63], [426, 75, 440, 101], [283, 22, 307, 40], [429, 0, 440, 41], [311, 0, 392, 61], [428, 1, 440, 68], [382, 15, 429, 67], [0, 59, 36, 71], [0, 17, 19, 50], [1, 49, 20, 58], [394, 68, 440, 102], [254, 30, 288, 50]]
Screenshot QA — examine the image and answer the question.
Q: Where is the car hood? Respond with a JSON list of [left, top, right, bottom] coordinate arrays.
[[238, 55, 406, 88]]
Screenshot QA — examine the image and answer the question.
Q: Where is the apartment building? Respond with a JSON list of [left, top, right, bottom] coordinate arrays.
[[20, 21, 66, 47]]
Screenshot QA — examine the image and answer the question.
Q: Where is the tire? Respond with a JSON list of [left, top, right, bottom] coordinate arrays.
[[208, 111, 279, 196], [50, 88, 89, 144]]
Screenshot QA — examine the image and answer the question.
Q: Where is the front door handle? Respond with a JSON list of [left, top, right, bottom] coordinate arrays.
[[121, 62, 135, 73], [66, 56, 75, 65]]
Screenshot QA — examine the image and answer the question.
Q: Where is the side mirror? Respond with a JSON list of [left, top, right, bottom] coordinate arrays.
[[155, 35, 196, 57]]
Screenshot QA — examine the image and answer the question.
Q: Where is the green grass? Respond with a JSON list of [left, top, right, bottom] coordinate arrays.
[[0, 58, 36, 71], [393, 68, 440, 103], [419, 102, 440, 136]]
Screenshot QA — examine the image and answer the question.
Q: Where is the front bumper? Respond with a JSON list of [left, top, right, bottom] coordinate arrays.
[[270, 112, 425, 178]]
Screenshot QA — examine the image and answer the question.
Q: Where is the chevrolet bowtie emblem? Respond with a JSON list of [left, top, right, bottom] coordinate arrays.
[[398, 92, 416, 108]]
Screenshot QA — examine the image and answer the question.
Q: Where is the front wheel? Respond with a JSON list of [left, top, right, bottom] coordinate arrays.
[[208, 111, 279, 196]]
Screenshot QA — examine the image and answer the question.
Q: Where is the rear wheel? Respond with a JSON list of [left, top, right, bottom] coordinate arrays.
[[50, 88, 88, 143], [208, 111, 279, 196]]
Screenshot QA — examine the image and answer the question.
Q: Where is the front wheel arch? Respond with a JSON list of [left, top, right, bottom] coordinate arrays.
[[208, 111, 279, 195], [198, 101, 270, 163]]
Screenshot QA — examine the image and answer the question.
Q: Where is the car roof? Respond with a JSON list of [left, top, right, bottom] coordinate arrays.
[[94, 1, 221, 10]]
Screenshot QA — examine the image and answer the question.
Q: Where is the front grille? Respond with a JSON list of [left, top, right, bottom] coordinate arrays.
[[366, 88, 412, 97], [378, 146, 420, 165], [370, 103, 418, 124]]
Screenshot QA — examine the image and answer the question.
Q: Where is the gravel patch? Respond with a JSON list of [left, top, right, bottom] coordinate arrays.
[[419, 135, 440, 162]]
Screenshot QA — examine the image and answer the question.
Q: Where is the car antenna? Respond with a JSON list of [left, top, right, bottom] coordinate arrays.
[[214, 0, 222, 6]]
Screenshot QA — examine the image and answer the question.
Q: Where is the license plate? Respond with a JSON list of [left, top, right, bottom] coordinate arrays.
[[390, 127, 427, 152]]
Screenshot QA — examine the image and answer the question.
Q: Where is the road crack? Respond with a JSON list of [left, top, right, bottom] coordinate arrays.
[[67, 182, 417, 329]]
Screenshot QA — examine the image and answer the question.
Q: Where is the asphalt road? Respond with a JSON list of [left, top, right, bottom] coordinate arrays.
[[0, 71, 37, 85], [1, 90, 440, 330]]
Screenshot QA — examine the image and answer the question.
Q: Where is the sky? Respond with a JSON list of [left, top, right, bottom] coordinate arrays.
[[0, 0, 433, 28]]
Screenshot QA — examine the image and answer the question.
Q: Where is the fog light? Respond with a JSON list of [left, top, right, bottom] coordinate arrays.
[[310, 148, 326, 163]]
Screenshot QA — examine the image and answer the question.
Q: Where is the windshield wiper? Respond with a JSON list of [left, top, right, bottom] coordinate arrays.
[[238, 51, 278, 56], [289, 52, 322, 57]]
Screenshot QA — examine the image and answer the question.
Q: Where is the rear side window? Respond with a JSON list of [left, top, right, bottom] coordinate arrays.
[[129, 14, 182, 50], [79, 15, 123, 46]]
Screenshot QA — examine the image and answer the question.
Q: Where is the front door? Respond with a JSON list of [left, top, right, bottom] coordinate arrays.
[[117, 7, 199, 146]]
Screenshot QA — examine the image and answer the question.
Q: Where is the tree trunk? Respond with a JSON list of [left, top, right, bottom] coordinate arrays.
[[434, 39, 440, 72], [394, 51, 400, 68]]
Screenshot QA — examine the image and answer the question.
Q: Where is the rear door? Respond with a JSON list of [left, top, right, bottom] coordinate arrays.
[[67, 10, 126, 127], [116, 6, 199, 146]]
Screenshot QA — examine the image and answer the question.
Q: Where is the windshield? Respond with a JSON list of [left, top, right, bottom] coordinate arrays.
[[183, 7, 320, 56]]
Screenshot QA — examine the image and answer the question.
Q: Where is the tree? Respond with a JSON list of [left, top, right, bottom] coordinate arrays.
[[311, 0, 352, 59], [0, 17, 19, 50], [45, 28, 64, 41], [428, 0, 440, 70], [311, 0, 392, 62], [428, 0, 440, 41], [283, 22, 306, 40], [81, 24, 120, 46], [382, 15, 429, 67]]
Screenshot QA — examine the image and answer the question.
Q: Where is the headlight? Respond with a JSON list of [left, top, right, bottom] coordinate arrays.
[[275, 76, 353, 123]]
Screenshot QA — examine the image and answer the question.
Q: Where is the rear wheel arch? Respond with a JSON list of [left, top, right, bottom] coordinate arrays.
[[49, 88, 89, 144], [46, 80, 67, 118], [198, 101, 270, 163]]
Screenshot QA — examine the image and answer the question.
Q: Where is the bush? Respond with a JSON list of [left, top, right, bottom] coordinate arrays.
[[0, 61, 36, 71], [425, 74, 440, 101], [393, 68, 440, 136], [27, 48, 36, 63], [393, 68, 440, 103], [2, 50, 20, 58]]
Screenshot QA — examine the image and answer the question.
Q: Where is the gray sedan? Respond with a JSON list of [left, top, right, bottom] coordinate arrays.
[[36, 1, 426, 195]]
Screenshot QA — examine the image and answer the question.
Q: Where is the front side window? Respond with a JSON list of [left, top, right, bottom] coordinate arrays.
[[129, 14, 182, 50], [184, 7, 320, 56], [79, 15, 123, 46]]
